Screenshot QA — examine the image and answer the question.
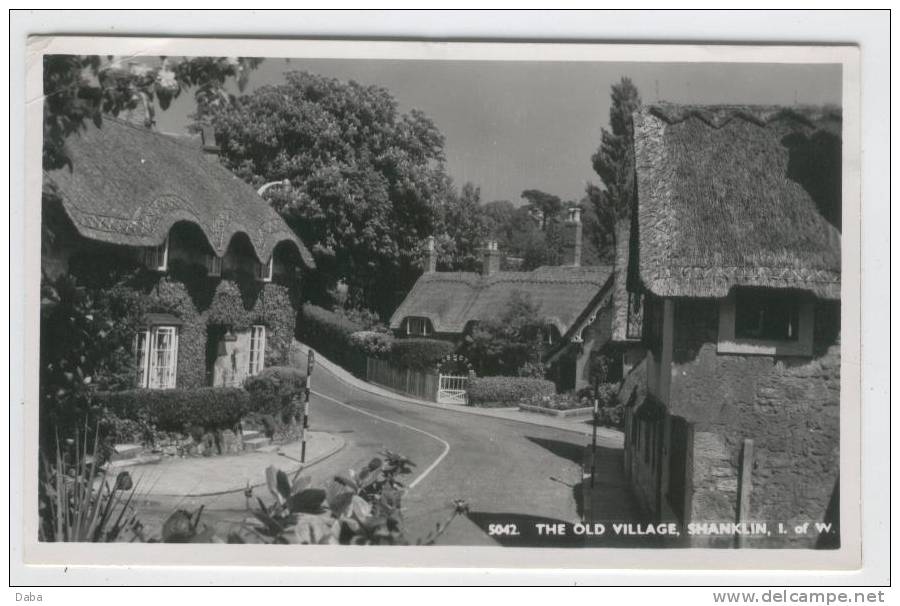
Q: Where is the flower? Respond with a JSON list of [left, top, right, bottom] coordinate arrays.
[[155, 68, 178, 92]]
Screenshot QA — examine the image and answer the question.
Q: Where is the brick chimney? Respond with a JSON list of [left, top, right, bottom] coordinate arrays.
[[424, 235, 437, 273], [564, 205, 583, 267], [482, 240, 502, 276]]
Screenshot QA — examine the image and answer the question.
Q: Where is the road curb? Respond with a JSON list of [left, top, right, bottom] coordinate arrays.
[[138, 433, 348, 498], [298, 342, 623, 441]]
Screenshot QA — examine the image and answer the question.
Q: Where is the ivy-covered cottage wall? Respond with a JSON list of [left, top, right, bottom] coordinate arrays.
[[64, 243, 302, 390]]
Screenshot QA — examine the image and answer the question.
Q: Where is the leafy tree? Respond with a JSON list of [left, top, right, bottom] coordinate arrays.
[[461, 291, 546, 377], [203, 71, 451, 317], [520, 189, 563, 230], [590, 77, 641, 258], [39, 273, 142, 450], [481, 200, 516, 247], [42, 55, 262, 170], [434, 181, 488, 272]]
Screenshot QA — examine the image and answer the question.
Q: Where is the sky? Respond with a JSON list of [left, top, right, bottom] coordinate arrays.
[[155, 59, 842, 206]]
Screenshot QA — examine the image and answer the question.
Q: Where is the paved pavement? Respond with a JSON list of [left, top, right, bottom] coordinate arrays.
[[118, 431, 344, 497]]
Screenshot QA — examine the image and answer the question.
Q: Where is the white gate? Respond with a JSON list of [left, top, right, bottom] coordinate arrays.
[[437, 374, 468, 405]]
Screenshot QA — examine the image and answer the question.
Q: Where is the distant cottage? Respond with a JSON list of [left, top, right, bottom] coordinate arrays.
[[42, 115, 314, 390], [391, 208, 615, 390], [618, 104, 842, 547]]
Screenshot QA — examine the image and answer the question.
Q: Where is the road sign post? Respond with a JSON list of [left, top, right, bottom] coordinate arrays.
[[300, 350, 316, 463]]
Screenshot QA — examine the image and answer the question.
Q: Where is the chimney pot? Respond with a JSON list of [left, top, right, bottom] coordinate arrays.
[[482, 240, 502, 275], [564, 205, 583, 267]]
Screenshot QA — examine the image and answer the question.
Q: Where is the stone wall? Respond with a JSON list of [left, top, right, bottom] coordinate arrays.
[[669, 298, 840, 547]]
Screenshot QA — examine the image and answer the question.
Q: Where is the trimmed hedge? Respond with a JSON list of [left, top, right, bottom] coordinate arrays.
[[297, 304, 363, 372], [97, 387, 252, 433], [349, 330, 395, 358], [244, 366, 307, 417], [466, 376, 556, 407], [388, 338, 455, 372]]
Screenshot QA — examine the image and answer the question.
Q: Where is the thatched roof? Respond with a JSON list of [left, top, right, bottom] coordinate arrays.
[[43, 117, 314, 267], [611, 219, 639, 342], [633, 104, 841, 300], [389, 265, 613, 336]]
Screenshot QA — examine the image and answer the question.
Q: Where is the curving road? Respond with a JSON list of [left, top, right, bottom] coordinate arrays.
[[297, 361, 594, 546], [135, 359, 605, 546]]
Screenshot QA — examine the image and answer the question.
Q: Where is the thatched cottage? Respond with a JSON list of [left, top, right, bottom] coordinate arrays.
[[391, 208, 614, 390], [619, 104, 841, 547], [42, 116, 314, 389]]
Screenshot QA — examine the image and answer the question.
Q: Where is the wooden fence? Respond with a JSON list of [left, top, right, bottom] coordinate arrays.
[[366, 357, 440, 401]]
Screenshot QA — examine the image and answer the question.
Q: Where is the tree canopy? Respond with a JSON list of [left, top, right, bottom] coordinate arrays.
[[202, 71, 452, 317], [589, 77, 642, 261]]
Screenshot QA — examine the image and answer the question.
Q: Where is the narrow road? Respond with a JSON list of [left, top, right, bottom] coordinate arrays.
[[135, 362, 603, 546], [297, 363, 592, 546]]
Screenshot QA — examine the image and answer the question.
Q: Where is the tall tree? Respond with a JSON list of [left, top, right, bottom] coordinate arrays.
[[434, 181, 488, 272], [589, 77, 641, 258], [520, 189, 563, 230], [203, 71, 452, 317]]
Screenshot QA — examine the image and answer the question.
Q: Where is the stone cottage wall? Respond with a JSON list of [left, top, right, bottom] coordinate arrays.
[[668, 298, 840, 547]]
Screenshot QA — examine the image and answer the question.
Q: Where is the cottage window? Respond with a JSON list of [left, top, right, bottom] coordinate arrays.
[[143, 238, 169, 272], [205, 254, 222, 277], [135, 325, 179, 389], [255, 257, 274, 283], [248, 325, 266, 376], [406, 317, 431, 336], [543, 323, 559, 346], [626, 292, 644, 339], [718, 289, 814, 356]]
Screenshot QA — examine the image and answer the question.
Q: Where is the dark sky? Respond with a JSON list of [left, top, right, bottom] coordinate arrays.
[[155, 59, 842, 205]]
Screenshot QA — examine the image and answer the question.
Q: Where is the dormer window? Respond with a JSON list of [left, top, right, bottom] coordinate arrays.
[[406, 317, 431, 336], [255, 257, 274, 283], [143, 238, 169, 272], [205, 254, 222, 277], [718, 288, 813, 356]]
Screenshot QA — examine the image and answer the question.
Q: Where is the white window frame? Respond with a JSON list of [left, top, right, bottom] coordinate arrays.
[[205, 254, 222, 277], [255, 257, 274, 283], [406, 317, 430, 336], [717, 292, 814, 357], [248, 325, 267, 376], [143, 238, 169, 272], [135, 325, 179, 389]]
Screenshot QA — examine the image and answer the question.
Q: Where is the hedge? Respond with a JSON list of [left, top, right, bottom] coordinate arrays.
[[244, 366, 307, 416], [297, 304, 363, 372], [96, 387, 252, 434], [349, 330, 395, 358], [466, 376, 556, 407], [388, 339, 455, 372]]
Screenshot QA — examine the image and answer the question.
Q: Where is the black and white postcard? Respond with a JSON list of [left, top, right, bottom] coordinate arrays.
[[19, 35, 863, 574]]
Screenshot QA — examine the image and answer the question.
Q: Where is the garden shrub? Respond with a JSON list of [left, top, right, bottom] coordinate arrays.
[[297, 304, 364, 372], [97, 387, 252, 435], [349, 330, 395, 359], [388, 339, 455, 372], [243, 366, 308, 423], [466, 376, 555, 407], [575, 383, 620, 408], [520, 392, 588, 411]]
